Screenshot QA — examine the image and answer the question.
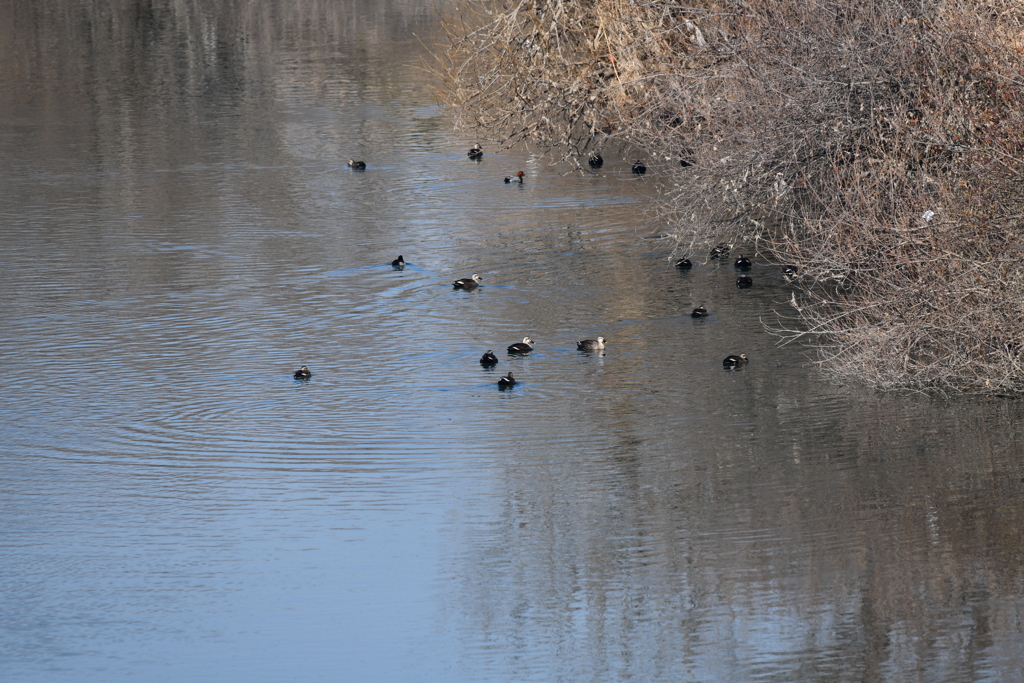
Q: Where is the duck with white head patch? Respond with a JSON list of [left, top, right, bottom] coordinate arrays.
[[507, 337, 534, 354], [723, 354, 748, 368], [453, 274, 482, 289]]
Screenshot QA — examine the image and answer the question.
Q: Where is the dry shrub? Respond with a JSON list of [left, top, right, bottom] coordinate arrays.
[[434, 0, 1024, 393]]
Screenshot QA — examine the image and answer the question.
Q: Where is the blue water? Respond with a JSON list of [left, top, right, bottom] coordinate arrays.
[[3, 2, 1024, 681]]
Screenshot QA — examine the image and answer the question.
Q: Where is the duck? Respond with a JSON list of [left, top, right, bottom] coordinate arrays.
[[576, 337, 606, 351], [691, 306, 709, 318], [480, 350, 498, 366], [391, 255, 405, 270], [782, 264, 799, 278], [588, 151, 604, 168], [734, 255, 752, 271], [504, 171, 525, 184], [631, 160, 647, 175], [293, 365, 311, 380], [709, 243, 731, 259], [468, 144, 483, 160], [453, 273, 483, 289], [347, 159, 366, 170], [675, 258, 692, 270], [736, 275, 753, 288], [723, 354, 748, 367], [498, 372, 517, 388], [507, 337, 534, 354]]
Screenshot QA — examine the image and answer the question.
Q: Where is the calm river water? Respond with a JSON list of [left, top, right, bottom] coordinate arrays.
[[3, 2, 1024, 681]]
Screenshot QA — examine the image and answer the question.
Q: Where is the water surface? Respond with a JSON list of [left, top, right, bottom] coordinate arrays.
[[3, 2, 1024, 681]]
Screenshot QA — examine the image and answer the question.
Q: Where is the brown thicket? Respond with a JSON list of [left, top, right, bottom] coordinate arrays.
[[434, 0, 1024, 393]]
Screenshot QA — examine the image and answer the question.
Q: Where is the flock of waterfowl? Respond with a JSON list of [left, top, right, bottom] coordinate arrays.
[[674, 248, 756, 367], [677, 243, 797, 319], [300, 147, 769, 386], [472, 331, 610, 390]]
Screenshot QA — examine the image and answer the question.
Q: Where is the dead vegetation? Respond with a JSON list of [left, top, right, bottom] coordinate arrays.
[[434, 0, 1024, 393]]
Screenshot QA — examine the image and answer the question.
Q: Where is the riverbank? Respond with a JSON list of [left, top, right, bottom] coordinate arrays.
[[436, 0, 1024, 393]]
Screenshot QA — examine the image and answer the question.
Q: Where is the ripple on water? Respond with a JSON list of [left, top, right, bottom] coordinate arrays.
[[8, 18, 1024, 679]]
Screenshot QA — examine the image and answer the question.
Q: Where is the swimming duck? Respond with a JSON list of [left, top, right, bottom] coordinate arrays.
[[782, 264, 799, 278], [588, 152, 604, 169], [293, 365, 311, 380], [392, 255, 405, 270], [709, 243, 731, 259], [691, 306, 709, 318], [723, 354, 748, 367], [453, 274, 483, 289], [347, 160, 366, 170], [675, 258, 692, 270], [498, 372, 517, 388], [576, 337, 606, 351], [504, 171, 525, 184], [736, 275, 753, 288], [734, 255, 752, 271], [507, 337, 534, 354], [468, 144, 483, 160], [480, 350, 498, 366], [631, 160, 647, 175]]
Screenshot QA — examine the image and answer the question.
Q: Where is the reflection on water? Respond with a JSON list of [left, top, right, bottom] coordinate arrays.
[[2, 1, 1024, 681]]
